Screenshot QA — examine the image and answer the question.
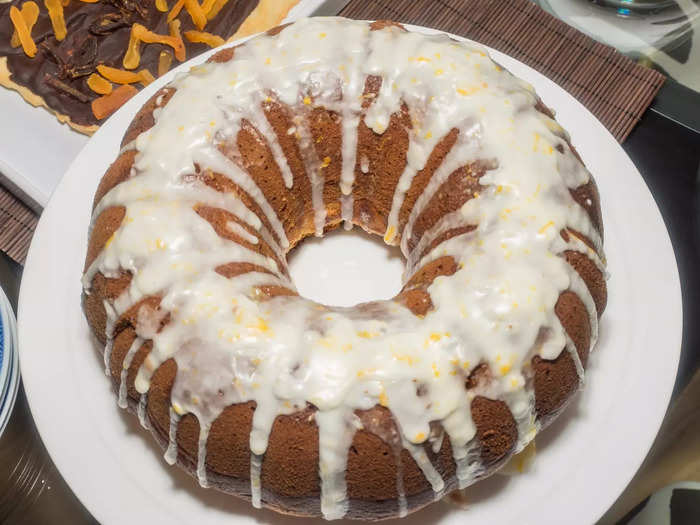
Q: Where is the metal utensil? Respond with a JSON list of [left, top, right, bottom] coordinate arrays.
[[310, 0, 351, 17]]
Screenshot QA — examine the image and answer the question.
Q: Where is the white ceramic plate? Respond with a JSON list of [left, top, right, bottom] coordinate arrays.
[[17, 23, 682, 525], [0, 0, 326, 210]]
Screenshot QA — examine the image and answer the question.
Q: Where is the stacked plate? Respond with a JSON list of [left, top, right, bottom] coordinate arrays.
[[0, 284, 19, 437]]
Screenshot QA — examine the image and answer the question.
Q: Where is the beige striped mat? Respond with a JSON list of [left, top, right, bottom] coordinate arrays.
[[0, 0, 665, 265]]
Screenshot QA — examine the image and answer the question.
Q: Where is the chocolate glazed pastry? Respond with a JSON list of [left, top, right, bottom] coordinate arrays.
[[0, 0, 298, 133]]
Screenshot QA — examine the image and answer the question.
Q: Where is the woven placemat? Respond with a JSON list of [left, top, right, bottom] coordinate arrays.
[[0, 0, 665, 265], [340, 0, 665, 141], [0, 188, 37, 265]]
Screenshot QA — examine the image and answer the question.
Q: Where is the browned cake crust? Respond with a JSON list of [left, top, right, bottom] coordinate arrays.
[[82, 21, 607, 520]]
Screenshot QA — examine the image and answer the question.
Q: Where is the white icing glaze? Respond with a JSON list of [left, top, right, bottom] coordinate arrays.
[[83, 18, 606, 520], [402, 438, 445, 493], [250, 452, 263, 508], [396, 458, 408, 518], [164, 407, 180, 465], [197, 424, 210, 487], [137, 393, 150, 429], [565, 332, 585, 383], [118, 337, 143, 408], [341, 194, 354, 230], [452, 442, 484, 490], [293, 113, 327, 236], [226, 220, 259, 245], [340, 114, 360, 196], [247, 98, 295, 189], [318, 408, 355, 519], [102, 300, 116, 376]]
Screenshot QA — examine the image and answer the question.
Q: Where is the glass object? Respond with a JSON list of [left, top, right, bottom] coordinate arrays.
[[537, 1, 700, 55], [535, 0, 700, 132]]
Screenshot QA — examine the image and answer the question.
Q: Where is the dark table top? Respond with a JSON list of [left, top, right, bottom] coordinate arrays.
[[622, 107, 700, 394], [0, 106, 698, 524]]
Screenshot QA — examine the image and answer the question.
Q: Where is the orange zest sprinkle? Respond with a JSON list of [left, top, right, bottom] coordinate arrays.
[[44, 0, 67, 41], [184, 29, 224, 48], [9, 6, 37, 57], [166, 0, 184, 22], [183, 0, 207, 30], [86, 73, 113, 95], [91, 84, 138, 120], [155, 0, 168, 12], [10, 2, 39, 50], [158, 50, 173, 76], [204, 0, 228, 20], [538, 220, 554, 234]]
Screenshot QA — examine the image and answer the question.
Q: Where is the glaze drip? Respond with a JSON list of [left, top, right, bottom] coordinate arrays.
[[137, 393, 150, 429], [402, 438, 445, 493], [165, 407, 180, 466], [118, 337, 143, 409], [250, 452, 263, 508], [102, 300, 116, 376]]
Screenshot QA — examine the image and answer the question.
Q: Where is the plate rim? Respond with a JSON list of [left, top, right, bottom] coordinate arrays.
[[17, 20, 682, 525], [0, 287, 19, 437], [0, 282, 9, 403]]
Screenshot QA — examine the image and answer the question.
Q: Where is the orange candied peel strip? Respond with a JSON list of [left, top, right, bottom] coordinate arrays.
[[44, 0, 67, 41], [87, 73, 113, 95], [167, 20, 186, 62], [97, 65, 156, 86], [123, 23, 185, 69], [9, 6, 37, 57], [10, 2, 39, 49], [139, 69, 155, 85], [155, 0, 168, 12], [204, 0, 228, 21], [122, 26, 142, 69], [98, 64, 139, 83], [167, 0, 184, 22], [184, 30, 224, 48], [183, 0, 207, 30], [158, 50, 173, 77], [91, 84, 138, 120]]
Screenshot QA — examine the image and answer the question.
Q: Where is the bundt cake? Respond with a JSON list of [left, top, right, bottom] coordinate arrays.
[[81, 17, 607, 520]]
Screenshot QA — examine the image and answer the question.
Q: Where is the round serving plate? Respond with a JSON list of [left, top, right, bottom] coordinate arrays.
[[0, 284, 19, 437], [18, 20, 682, 525]]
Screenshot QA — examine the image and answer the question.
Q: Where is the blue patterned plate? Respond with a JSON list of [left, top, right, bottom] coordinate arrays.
[[0, 289, 7, 405], [0, 284, 18, 437]]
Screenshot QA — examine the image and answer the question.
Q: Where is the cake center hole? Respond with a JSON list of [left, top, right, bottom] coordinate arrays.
[[288, 228, 405, 307]]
